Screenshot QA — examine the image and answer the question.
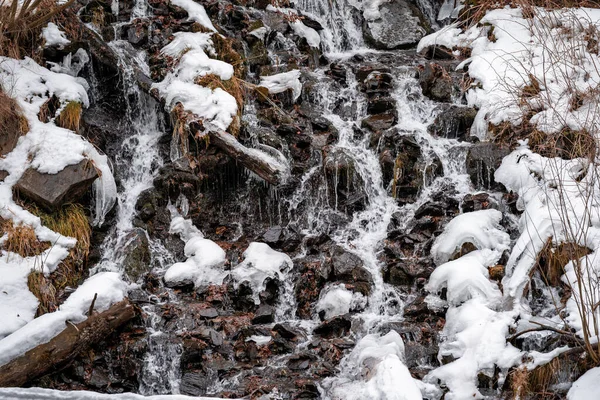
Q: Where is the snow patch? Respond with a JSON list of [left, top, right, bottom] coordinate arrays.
[[231, 242, 293, 305], [41, 22, 70, 48], [259, 70, 302, 102], [316, 283, 366, 320]]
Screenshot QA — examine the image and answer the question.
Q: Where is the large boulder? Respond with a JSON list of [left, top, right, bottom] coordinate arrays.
[[14, 159, 98, 210], [363, 0, 429, 50], [466, 143, 511, 190], [428, 105, 478, 141]]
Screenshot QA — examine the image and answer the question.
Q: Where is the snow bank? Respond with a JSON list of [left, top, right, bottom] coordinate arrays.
[[259, 70, 302, 102], [418, 8, 600, 139], [0, 272, 129, 366], [323, 331, 423, 400], [567, 366, 600, 400], [231, 242, 293, 304], [0, 56, 117, 227], [316, 283, 366, 319], [41, 22, 70, 48], [171, 0, 216, 32], [0, 387, 239, 399], [430, 209, 510, 265], [424, 300, 521, 400]]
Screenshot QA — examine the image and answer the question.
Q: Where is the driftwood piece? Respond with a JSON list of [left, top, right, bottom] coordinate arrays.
[[0, 299, 136, 387], [209, 130, 288, 185]]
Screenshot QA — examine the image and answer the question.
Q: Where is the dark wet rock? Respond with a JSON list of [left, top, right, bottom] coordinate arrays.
[[126, 20, 149, 46], [466, 143, 511, 190], [199, 307, 219, 319], [313, 316, 351, 338], [324, 150, 366, 213], [135, 188, 164, 222], [262, 225, 283, 244], [122, 228, 151, 281], [363, 71, 393, 93], [247, 40, 270, 72], [428, 105, 477, 140], [154, 158, 202, 201], [379, 133, 443, 204], [288, 353, 315, 370], [253, 304, 275, 324], [0, 170, 8, 182], [419, 44, 455, 60], [327, 62, 347, 83], [362, 113, 396, 133], [354, 64, 391, 83], [363, 0, 428, 49], [14, 159, 98, 211], [300, 14, 324, 31], [81, 105, 126, 153], [418, 62, 453, 102], [180, 371, 212, 396], [461, 192, 495, 213], [384, 258, 434, 286], [367, 96, 396, 115], [273, 322, 303, 340]]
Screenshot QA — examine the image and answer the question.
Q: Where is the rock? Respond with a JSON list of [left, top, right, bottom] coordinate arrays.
[[135, 188, 164, 222], [354, 64, 390, 83], [324, 150, 366, 213], [154, 158, 202, 201], [428, 105, 477, 140], [14, 159, 99, 211], [418, 63, 453, 102], [362, 71, 393, 93], [466, 143, 511, 190], [199, 308, 219, 319], [384, 258, 433, 286], [362, 113, 396, 132], [313, 316, 351, 338], [367, 96, 396, 115], [363, 0, 428, 49], [180, 371, 212, 396], [419, 45, 455, 60], [327, 62, 346, 83], [253, 304, 275, 324], [0, 170, 8, 182], [288, 353, 314, 370], [126, 20, 148, 45], [122, 228, 151, 281], [461, 193, 494, 213], [262, 225, 283, 244], [273, 323, 302, 340]]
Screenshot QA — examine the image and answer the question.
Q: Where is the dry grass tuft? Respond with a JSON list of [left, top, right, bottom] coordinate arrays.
[[195, 73, 245, 136], [536, 239, 591, 286], [25, 203, 91, 315], [211, 34, 246, 79], [0, 89, 29, 156], [0, 219, 50, 257], [56, 101, 82, 132], [0, 0, 76, 58]]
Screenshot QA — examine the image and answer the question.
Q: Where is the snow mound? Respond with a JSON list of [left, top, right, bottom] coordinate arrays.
[[316, 283, 366, 320], [164, 210, 227, 288], [41, 22, 70, 48], [426, 249, 503, 308], [323, 331, 424, 400], [231, 242, 293, 304], [424, 300, 521, 400], [430, 209, 510, 265], [567, 366, 600, 400], [259, 70, 302, 102], [0, 272, 129, 366], [171, 0, 216, 32]]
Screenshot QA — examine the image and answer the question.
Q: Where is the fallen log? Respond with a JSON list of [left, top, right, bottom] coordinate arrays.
[[0, 299, 137, 387], [209, 130, 289, 186]]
